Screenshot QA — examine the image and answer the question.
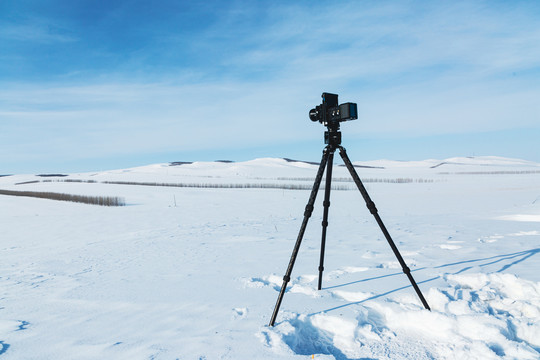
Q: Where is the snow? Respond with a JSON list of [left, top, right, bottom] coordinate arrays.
[[0, 156, 539, 359]]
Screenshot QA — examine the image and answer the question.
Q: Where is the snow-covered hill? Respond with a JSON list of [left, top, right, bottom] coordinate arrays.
[[1, 157, 539, 359]]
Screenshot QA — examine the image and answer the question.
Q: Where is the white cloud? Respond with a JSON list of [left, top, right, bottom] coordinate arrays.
[[0, 81, 320, 164], [0, 21, 76, 43], [1, 1, 539, 171]]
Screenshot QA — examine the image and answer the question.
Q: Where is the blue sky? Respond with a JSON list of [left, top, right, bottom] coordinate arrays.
[[1, 0, 539, 173]]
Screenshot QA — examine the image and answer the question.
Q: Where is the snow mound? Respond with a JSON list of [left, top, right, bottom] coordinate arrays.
[[354, 156, 540, 169], [440, 156, 540, 167], [262, 273, 540, 359]]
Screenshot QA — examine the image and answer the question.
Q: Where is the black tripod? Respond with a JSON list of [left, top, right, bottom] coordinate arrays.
[[269, 125, 430, 327]]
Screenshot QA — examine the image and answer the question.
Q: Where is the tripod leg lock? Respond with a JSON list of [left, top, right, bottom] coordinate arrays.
[[402, 266, 411, 275], [323, 200, 330, 207], [322, 220, 328, 227], [318, 266, 324, 272], [283, 275, 291, 282], [366, 201, 378, 215], [304, 204, 314, 217]]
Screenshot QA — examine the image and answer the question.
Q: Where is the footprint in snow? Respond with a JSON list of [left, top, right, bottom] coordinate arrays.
[[232, 307, 248, 319]]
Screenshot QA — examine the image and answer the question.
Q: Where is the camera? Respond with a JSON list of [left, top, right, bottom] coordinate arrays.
[[309, 92, 358, 125]]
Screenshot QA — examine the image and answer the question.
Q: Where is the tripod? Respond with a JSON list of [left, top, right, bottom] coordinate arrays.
[[269, 125, 430, 327]]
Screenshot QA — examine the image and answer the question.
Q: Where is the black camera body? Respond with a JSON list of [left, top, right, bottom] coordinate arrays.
[[309, 92, 358, 125]]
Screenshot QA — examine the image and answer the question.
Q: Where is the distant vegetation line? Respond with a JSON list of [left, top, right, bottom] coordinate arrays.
[[276, 177, 434, 183], [100, 180, 352, 191], [38, 177, 434, 187], [0, 189, 125, 206], [437, 170, 540, 175]]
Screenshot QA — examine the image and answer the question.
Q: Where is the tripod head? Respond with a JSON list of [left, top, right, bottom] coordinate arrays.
[[324, 122, 342, 146]]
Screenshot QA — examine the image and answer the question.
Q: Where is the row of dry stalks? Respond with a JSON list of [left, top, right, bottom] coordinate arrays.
[[0, 189, 125, 206]]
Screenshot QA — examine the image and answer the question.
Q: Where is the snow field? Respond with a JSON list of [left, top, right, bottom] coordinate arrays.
[[0, 156, 539, 359]]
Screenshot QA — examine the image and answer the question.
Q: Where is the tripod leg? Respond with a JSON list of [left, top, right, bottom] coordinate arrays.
[[269, 147, 330, 326], [318, 147, 335, 290], [338, 146, 431, 311]]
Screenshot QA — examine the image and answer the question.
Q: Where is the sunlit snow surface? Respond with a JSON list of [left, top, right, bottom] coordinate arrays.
[[1, 156, 539, 359]]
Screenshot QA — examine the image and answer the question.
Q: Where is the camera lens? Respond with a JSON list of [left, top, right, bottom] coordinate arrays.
[[309, 108, 319, 122]]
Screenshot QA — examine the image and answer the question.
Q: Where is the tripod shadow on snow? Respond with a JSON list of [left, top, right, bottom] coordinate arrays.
[[266, 258, 540, 359], [317, 248, 539, 315], [261, 250, 540, 358], [435, 248, 540, 274]]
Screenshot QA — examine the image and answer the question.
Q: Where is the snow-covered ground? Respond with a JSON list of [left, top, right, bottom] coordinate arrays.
[[1, 156, 539, 359]]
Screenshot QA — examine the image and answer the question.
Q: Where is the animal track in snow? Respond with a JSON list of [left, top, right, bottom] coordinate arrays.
[[509, 230, 540, 236], [439, 244, 462, 250], [244, 267, 377, 302], [232, 307, 248, 319], [478, 234, 504, 243], [479, 230, 539, 244], [242, 276, 281, 291]]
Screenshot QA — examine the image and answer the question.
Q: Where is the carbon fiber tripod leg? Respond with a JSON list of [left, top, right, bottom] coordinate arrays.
[[338, 146, 431, 311], [318, 147, 335, 290], [269, 146, 330, 326]]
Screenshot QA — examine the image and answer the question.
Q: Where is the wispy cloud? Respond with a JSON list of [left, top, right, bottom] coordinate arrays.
[[0, 16, 77, 43], [1, 1, 539, 172]]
